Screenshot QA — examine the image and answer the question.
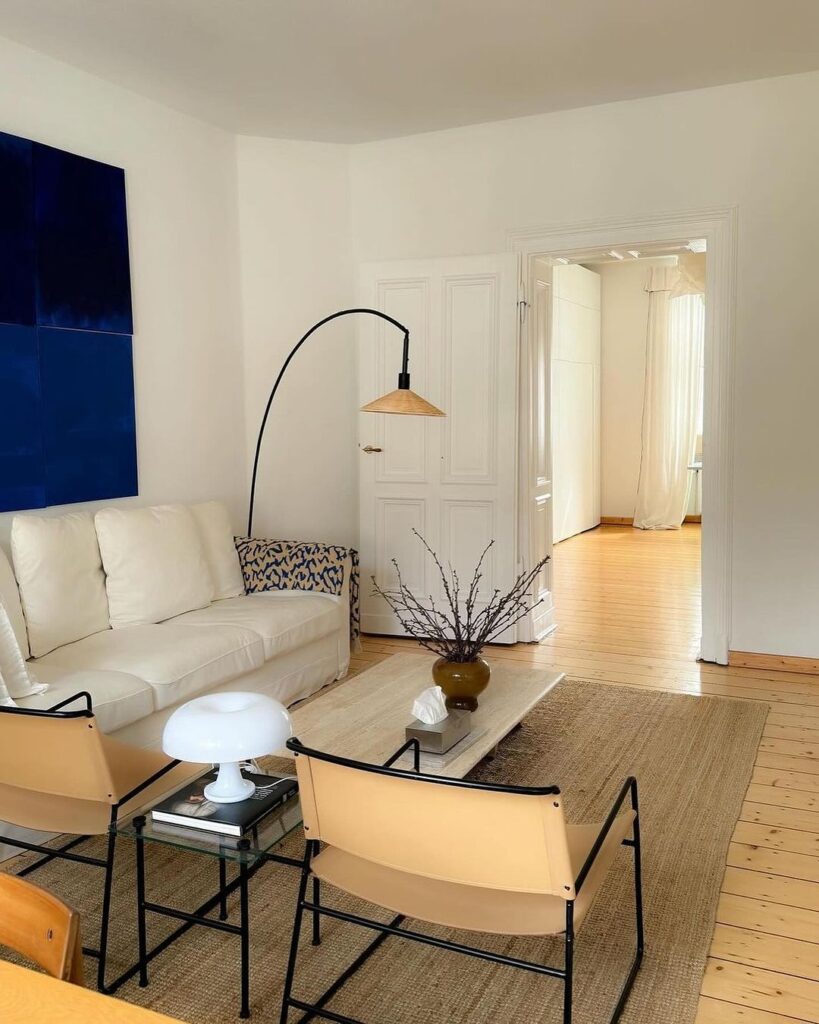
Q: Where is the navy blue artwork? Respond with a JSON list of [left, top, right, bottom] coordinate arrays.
[[0, 325, 46, 513], [0, 129, 136, 511], [0, 134, 36, 326], [39, 329, 137, 507], [33, 143, 133, 334]]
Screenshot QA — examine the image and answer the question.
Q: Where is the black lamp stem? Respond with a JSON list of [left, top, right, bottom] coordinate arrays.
[[246, 307, 410, 536]]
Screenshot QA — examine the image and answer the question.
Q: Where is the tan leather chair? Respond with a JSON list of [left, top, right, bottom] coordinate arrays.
[[280, 737, 644, 1024], [0, 873, 84, 985], [0, 691, 201, 993]]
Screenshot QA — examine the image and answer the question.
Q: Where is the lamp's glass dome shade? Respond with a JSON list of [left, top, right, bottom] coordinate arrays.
[[360, 388, 444, 417], [162, 692, 292, 803]]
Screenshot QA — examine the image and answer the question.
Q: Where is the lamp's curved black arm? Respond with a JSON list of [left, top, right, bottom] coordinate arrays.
[[247, 307, 410, 536]]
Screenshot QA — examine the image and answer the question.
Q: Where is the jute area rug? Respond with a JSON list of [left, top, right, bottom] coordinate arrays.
[[3, 679, 766, 1024]]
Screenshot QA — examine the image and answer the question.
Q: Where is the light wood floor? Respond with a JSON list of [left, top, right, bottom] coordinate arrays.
[[351, 524, 819, 1024]]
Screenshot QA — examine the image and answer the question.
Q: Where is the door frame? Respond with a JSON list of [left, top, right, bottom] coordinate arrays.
[[509, 206, 738, 664]]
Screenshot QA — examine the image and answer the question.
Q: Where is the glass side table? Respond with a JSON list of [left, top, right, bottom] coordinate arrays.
[[113, 793, 304, 1019]]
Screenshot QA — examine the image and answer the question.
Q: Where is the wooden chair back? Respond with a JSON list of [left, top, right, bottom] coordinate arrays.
[[294, 746, 577, 898], [0, 874, 84, 985]]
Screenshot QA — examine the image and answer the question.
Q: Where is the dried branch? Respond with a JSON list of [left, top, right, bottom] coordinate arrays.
[[371, 532, 550, 662]]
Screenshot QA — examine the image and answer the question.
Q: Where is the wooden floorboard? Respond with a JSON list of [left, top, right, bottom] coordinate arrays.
[[351, 524, 819, 1022]]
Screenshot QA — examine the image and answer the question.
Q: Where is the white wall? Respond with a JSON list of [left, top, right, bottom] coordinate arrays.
[[0, 36, 247, 543], [235, 137, 356, 546], [348, 70, 819, 658], [597, 257, 676, 519]]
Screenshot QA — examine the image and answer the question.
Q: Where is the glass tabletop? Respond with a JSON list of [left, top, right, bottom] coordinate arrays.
[[114, 794, 304, 864]]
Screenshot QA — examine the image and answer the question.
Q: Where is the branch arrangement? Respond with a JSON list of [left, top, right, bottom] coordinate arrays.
[[371, 530, 550, 662]]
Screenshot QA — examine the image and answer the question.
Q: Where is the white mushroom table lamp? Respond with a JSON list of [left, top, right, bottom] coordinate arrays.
[[162, 692, 292, 803]]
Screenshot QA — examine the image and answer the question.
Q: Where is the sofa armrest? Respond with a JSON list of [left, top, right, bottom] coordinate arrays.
[[234, 537, 360, 646]]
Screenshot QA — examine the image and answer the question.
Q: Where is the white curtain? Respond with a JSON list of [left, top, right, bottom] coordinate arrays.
[[633, 260, 705, 530]]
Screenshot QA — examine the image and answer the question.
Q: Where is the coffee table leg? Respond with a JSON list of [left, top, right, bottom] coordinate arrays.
[[219, 859, 228, 921], [239, 850, 250, 1019], [134, 816, 149, 988]]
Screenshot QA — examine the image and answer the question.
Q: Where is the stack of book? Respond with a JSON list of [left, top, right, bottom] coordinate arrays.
[[150, 769, 299, 846]]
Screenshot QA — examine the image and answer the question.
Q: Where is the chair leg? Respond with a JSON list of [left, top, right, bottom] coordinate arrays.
[[96, 829, 118, 994], [312, 877, 321, 946], [607, 791, 645, 1024], [632, 808, 645, 958], [563, 901, 574, 1024], [279, 866, 312, 1024]]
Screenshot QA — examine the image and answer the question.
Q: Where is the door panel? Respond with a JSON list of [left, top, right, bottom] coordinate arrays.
[[551, 264, 601, 544], [517, 256, 555, 641], [552, 359, 597, 542], [373, 279, 429, 484], [359, 254, 519, 640], [441, 275, 498, 483]]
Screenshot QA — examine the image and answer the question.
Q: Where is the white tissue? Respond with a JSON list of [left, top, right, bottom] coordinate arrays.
[[411, 685, 448, 725]]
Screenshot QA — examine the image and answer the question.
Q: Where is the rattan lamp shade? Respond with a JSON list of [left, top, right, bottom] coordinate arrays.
[[360, 388, 445, 417]]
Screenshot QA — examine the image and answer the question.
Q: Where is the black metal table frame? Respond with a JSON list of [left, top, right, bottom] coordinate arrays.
[[127, 815, 303, 1019]]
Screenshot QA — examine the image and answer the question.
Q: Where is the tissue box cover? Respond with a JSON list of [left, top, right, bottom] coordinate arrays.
[[405, 710, 471, 755]]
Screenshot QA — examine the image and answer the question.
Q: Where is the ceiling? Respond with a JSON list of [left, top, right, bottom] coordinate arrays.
[[2, 0, 819, 143]]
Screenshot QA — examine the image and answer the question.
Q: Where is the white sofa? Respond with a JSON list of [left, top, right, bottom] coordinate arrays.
[[0, 501, 351, 752]]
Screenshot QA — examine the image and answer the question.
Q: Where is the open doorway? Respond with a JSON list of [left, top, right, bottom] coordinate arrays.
[[520, 237, 709, 662]]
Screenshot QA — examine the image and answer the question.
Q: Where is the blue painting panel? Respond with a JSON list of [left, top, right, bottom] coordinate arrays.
[[40, 328, 138, 506], [33, 144, 133, 334], [0, 324, 46, 511], [0, 133, 36, 326]]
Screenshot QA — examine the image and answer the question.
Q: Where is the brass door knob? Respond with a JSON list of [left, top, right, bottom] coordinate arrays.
[[362, 445, 383, 453]]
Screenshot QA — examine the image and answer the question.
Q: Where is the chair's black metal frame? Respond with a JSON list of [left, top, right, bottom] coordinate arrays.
[[279, 736, 644, 1024], [0, 692, 183, 995]]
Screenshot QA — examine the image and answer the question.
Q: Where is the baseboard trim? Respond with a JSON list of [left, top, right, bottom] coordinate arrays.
[[599, 515, 702, 526], [729, 650, 819, 676]]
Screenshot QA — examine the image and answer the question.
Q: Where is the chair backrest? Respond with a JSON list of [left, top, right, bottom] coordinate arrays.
[[293, 742, 577, 899], [0, 705, 117, 809], [0, 874, 84, 985]]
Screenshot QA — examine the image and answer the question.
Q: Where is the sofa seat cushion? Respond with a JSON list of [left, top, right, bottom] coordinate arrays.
[[16, 668, 154, 734], [169, 592, 343, 661], [32, 623, 265, 711]]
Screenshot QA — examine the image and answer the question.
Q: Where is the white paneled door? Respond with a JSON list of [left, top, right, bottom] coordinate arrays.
[[359, 254, 520, 640], [517, 256, 555, 641], [551, 264, 601, 544]]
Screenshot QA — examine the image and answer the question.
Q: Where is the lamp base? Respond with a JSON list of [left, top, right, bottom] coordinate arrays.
[[204, 762, 256, 804]]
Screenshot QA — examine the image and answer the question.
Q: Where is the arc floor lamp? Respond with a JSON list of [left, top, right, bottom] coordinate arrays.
[[247, 307, 445, 535]]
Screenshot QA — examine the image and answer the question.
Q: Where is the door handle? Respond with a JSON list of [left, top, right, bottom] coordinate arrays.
[[362, 445, 383, 454]]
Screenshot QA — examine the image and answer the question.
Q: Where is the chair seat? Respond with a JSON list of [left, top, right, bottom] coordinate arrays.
[[312, 810, 636, 936]]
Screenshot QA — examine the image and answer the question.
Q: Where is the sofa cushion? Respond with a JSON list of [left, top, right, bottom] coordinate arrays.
[[0, 602, 46, 700], [17, 666, 154, 733], [11, 511, 110, 657], [0, 546, 29, 659], [95, 505, 214, 628], [191, 501, 244, 600], [32, 622, 265, 710], [170, 592, 343, 660], [0, 667, 13, 707]]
